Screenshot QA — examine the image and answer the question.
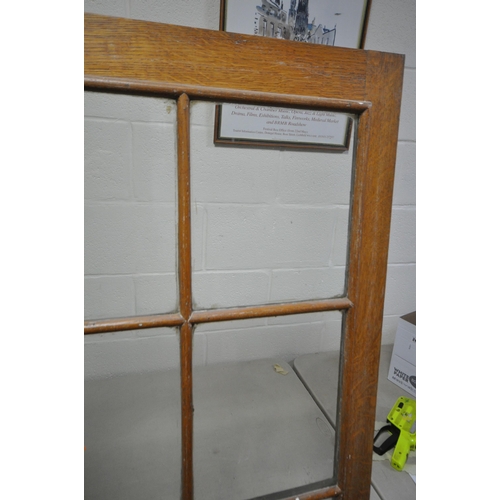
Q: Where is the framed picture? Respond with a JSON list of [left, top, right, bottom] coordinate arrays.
[[220, 0, 371, 48], [214, 0, 371, 151]]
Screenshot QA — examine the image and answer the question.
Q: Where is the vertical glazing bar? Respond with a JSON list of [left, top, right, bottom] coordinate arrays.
[[180, 322, 194, 499], [178, 93, 193, 319], [177, 93, 194, 500]]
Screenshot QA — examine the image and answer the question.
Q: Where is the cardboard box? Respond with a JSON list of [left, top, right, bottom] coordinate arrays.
[[388, 312, 416, 396]]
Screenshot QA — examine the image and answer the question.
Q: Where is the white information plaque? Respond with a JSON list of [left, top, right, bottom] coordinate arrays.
[[217, 103, 352, 149]]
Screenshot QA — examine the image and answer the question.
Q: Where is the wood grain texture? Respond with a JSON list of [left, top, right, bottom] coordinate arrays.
[[85, 14, 368, 101], [336, 51, 405, 500]]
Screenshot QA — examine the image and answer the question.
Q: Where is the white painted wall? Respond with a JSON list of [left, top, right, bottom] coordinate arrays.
[[84, 0, 416, 379]]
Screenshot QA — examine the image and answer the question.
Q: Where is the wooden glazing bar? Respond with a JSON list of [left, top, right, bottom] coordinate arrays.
[[281, 485, 342, 500], [177, 93, 194, 500], [177, 93, 192, 320], [336, 51, 405, 500], [84, 313, 184, 335], [84, 77, 370, 114], [190, 298, 353, 324], [177, 92, 195, 500], [180, 321, 194, 500], [249, 480, 341, 500]]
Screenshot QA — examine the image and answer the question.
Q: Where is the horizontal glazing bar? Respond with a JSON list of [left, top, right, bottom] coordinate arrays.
[[281, 485, 342, 500], [84, 77, 371, 113], [83, 298, 352, 335], [84, 313, 184, 335], [190, 298, 353, 324], [249, 484, 342, 500]]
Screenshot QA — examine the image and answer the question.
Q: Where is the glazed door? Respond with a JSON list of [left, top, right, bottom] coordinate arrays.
[[85, 13, 404, 500]]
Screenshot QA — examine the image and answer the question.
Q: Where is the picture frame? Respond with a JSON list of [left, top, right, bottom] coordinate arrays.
[[214, 0, 371, 151]]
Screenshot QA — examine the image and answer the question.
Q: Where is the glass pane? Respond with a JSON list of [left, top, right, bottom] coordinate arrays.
[[193, 311, 342, 498], [84, 328, 182, 499], [84, 92, 178, 319], [190, 101, 355, 310]]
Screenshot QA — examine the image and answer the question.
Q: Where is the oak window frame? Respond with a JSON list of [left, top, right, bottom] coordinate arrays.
[[84, 13, 405, 500]]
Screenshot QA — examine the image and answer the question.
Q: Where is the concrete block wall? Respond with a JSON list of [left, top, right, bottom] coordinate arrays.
[[84, 0, 416, 379], [365, 0, 416, 339]]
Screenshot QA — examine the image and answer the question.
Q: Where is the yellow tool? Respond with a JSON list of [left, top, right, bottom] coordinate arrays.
[[373, 396, 416, 471]]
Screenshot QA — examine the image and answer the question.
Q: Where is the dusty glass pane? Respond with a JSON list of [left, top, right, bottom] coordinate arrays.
[[190, 101, 355, 311], [193, 311, 343, 498], [84, 92, 178, 319], [84, 328, 182, 499]]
